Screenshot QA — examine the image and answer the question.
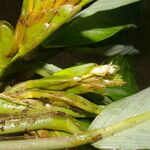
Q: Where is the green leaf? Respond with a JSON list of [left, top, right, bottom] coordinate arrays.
[[105, 55, 139, 100], [77, 0, 140, 17], [89, 87, 150, 149], [54, 63, 96, 77], [43, 1, 139, 47], [0, 21, 15, 68]]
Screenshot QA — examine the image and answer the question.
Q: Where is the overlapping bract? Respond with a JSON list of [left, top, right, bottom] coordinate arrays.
[[0, 0, 93, 75]]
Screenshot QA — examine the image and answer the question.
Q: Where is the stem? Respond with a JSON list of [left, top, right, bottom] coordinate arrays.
[[0, 94, 87, 118], [0, 98, 27, 115], [99, 111, 150, 138], [0, 112, 149, 150], [17, 90, 103, 114], [5, 76, 79, 94], [0, 129, 102, 150], [0, 113, 81, 135]]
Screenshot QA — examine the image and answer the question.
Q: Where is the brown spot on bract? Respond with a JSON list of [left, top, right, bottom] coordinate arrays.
[[90, 134, 102, 143], [0, 126, 5, 132], [56, 111, 66, 116], [70, 105, 82, 113], [19, 18, 28, 26], [54, 0, 67, 9]]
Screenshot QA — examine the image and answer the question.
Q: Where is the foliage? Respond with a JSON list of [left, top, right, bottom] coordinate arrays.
[[89, 88, 150, 149], [0, 0, 148, 150]]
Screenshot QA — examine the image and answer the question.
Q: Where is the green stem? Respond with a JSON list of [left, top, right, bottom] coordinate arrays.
[[0, 94, 88, 118], [17, 89, 103, 114], [0, 113, 82, 135], [0, 98, 27, 115], [5, 76, 80, 94], [0, 112, 149, 150], [0, 129, 101, 150]]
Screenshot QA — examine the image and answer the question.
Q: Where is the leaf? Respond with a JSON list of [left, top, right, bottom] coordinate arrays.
[[65, 44, 139, 56], [1, 1, 102, 77], [0, 21, 15, 68], [102, 45, 139, 56], [4, 0, 94, 70], [89, 87, 150, 149], [67, 45, 139, 100], [105, 55, 139, 100], [43, 1, 139, 47], [77, 0, 140, 17], [54, 63, 96, 77]]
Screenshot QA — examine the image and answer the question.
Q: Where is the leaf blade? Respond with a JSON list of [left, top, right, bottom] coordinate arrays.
[[43, 3, 138, 47], [89, 88, 150, 149], [78, 0, 140, 17]]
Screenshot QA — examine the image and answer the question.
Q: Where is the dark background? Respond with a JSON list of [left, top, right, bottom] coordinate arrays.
[[0, 0, 149, 89]]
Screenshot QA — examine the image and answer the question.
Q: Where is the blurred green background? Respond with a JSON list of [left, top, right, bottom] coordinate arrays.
[[0, 0, 149, 89]]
